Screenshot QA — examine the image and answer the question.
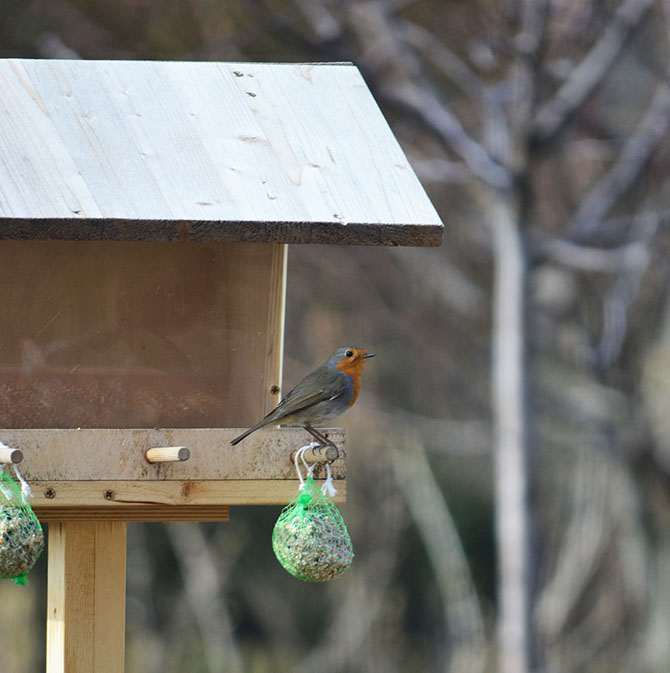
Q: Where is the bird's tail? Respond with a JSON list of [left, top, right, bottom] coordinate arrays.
[[230, 422, 265, 446]]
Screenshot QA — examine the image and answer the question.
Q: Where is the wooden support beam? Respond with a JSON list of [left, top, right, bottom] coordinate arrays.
[[32, 480, 346, 520], [4, 427, 345, 482], [0, 428, 346, 519], [47, 521, 126, 673]]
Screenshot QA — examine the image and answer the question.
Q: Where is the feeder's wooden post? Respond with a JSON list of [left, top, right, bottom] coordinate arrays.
[[47, 522, 127, 673]]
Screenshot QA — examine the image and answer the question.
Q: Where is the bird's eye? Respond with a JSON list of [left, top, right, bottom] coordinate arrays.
[[345, 350, 354, 358]]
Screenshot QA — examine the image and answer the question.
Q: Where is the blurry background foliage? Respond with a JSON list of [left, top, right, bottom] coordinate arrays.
[[1, 1, 670, 673]]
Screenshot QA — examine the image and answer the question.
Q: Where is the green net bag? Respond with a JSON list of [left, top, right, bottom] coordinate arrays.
[[272, 448, 353, 582], [0, 464, 44, 585]]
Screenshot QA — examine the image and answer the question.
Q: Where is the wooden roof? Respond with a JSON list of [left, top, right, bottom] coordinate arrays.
[[0, 59, 442, 246]]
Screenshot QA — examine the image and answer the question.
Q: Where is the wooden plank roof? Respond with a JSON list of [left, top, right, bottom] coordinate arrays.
[[0, 59, 442, 245]]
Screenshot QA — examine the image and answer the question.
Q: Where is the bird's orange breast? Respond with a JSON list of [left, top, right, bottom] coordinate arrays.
[[336, 359, 366, 407]]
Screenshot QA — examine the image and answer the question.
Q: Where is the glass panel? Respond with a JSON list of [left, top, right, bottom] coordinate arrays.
[[0, 241, 284, 428]]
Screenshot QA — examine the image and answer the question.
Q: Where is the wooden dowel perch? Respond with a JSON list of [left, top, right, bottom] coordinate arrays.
[[145, 447, 190, 463], [290, 445, 339, 464], [0, 445, 23, 464]]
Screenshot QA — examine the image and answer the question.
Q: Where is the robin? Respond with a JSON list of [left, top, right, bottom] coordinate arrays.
[[230, 346, 375, 449]]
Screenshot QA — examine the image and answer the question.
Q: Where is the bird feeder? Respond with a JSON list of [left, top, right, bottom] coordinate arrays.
[[0, 58, 442, 672]]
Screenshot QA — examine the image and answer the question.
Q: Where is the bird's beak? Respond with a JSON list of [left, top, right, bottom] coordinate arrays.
[[361, 352, 375, 358]]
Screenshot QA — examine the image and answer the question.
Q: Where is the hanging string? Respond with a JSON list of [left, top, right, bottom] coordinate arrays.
[[12, 463, 32, 503], [0, 465, 13, 502], [292, 442, 339, 495], [293, 442, 320, 488], [0, 439, 33, 503], [321, 461, 338, 497]]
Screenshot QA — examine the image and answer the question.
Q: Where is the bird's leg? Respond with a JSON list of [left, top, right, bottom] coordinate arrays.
[[304, 425, 339, 461], [304, 425, 336, 449]]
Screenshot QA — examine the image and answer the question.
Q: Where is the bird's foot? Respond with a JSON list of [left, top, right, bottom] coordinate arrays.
[[304, 426, 340, 462]]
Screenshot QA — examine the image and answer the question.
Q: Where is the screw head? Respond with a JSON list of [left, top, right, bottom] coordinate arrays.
[[45, 488, 55, 499]]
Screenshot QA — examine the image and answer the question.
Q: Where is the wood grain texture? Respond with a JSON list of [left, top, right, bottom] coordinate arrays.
[[32, 479, 346, 520], [6, 427, 345, 480], [47, 522, 126, 673], [36, 500, 231, 522], [0, 59, 442, 246], [4, 427, 346, 517]]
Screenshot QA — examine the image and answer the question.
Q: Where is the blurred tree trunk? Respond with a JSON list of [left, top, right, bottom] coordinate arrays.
[[488, 4, 547, 669], [489, 189, 532, 673]]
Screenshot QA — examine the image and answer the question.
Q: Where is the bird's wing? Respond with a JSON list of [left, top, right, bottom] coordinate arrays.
[[266, 387, 341, 421], [267, 365, 349, 418]]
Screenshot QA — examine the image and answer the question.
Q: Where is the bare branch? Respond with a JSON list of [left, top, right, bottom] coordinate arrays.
[[394, 19, 485, 100], [594, 213, 657, 367], [293, 0, 342, 41], [505, 0, 549, 171], [407, 155, 473, 185], [663, 0, 670, 51], [538, 437, 649, 670], [537, 238, 649, 273], [518, 0, 550, 53], [390, 406, 491, 455], [391, 431, 487, 673], [166, 523, 244, 673], [482, 83, 512, 169], [536, 444, 612, 642], [35, 33, 80, 59], [568, 84, 670, 237], [532, 0, 655, 142], [383, 81, 512, 189], [343, 0, 509, 188]]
